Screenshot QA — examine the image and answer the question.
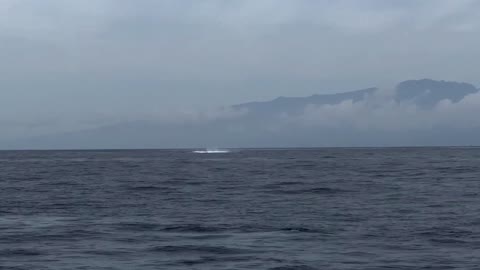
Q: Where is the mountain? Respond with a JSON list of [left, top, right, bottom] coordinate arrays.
[[234, 79, 478, 115], [233, 87, 377, 115], [395, 79, 478, 108], [3, 79, 480, 149]]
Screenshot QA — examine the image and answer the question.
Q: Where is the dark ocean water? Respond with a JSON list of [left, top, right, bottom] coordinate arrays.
[[1, 148, 480, 269]]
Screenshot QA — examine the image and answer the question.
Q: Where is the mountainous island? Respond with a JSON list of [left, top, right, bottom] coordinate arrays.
[[4, 79, 480, 149]]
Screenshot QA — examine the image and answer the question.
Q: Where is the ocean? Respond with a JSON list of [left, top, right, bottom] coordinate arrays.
[[1, 148, 480, 269]]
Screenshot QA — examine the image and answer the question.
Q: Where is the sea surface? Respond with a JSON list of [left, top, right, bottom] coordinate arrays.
[[1, 148, 480, 269]]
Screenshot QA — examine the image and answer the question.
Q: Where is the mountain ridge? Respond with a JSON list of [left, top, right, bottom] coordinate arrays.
[[234, 79, 479, 115], [3, 79, 480, 149]]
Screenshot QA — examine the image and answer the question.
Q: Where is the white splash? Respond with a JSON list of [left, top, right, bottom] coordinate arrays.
[[193, 148, 230, 154]]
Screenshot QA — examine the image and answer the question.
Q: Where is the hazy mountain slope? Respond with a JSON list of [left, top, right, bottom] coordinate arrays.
[[3, 79, 480, 149], [395, 79, 478, 108], [234, 79, 479, 115], [233, 88, 377, 115]]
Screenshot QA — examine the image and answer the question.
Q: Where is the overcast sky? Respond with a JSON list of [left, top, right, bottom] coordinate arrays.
[[1, 0, 480, 139]]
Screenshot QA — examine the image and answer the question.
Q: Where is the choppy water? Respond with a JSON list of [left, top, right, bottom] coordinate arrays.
[[1, 148, 480, 269]]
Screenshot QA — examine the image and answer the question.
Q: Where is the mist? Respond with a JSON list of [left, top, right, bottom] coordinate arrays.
[[1, 1, 480, 146], [294, 90, 480, 132]]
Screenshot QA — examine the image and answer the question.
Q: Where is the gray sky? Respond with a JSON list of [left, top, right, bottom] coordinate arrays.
[[1, 0, 480, 139]]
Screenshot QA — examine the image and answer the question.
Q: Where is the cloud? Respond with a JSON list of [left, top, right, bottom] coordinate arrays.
[[290, 89, 480, 132], [1, 0, 480, 143], [2, 0, 479, 40], [0, 0, 112, 39]]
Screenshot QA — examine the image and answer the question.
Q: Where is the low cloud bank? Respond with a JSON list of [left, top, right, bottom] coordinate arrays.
[[4, 88, 480, 149], [287, 89, 480, 132]]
